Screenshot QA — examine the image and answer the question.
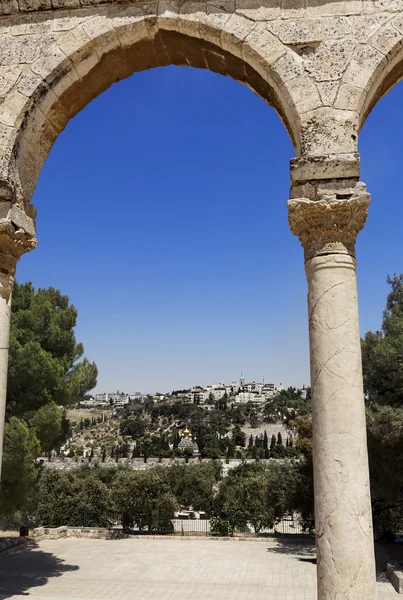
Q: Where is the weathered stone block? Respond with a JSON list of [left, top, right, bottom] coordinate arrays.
[[290, 153, 360, 182], [342, 44, 386, 91], [243, 24, 285, 78], [303, 39, 356, 82], [306, 0, 362, 17], [267, 18, 323, 44], [284, 75, 322, 115], [220, 14, 255, 58], [316, 81, 339, 106], [353, 15, 390, 43], [18, 0, 52, 10], [334, 82, 363, 111], [370, 24, 402, 57], [271, 50, 304, 85], [299, 107, 359, 155], [236, 0, 280, 22], [386, 563, 403, 594], [0, 1, 18, 15]]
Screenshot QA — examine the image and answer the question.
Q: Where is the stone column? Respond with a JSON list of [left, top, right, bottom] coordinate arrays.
[[0, 272, 14, 481], [0, 210, 37, 481], [288, 182, 377, 599]]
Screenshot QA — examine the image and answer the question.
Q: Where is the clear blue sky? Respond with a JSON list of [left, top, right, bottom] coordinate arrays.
[[15, 66, 403, 395]]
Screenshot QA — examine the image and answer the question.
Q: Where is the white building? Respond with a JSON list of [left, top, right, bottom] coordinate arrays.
[[95, 391, 130, 408], [203, 385, 228, 403], [190, 388, 205, 403]]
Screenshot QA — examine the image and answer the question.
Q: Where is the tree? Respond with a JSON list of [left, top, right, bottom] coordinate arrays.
[[232, 426, 246, 447], [0, 417, 41, 515], [27, 401, 63, 454], [112, 468, 178, 532], [291, 415, 315, 530], [366, 405, 403, 527], [249, 413, 258, 428], [361, 275, 403, 528], [214, 462, 297, 534], [7, 282, 97, 417], [362, 274, 403, 407], [167, 462, 220, 514], [277, 432, 283, 446], [36, 468, 114, 527], [270, 435, 276, 451]]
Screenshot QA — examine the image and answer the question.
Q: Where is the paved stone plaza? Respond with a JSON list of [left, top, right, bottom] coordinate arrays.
[[0, 538, 398, 600]]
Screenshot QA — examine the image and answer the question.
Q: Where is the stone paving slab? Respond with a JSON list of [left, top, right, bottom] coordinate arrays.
[[0, 538, 399, 600]]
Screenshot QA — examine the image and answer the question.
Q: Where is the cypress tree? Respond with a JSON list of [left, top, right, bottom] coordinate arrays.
[[263, 430, 268, 450], [277, 432, 283, 446], [270, 435, 276, 450]]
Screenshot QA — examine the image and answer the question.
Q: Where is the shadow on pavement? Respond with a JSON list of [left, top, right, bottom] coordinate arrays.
[[0, 541, 79, 599], [266, 535, 316, 558], [268, 539, 393, 582]]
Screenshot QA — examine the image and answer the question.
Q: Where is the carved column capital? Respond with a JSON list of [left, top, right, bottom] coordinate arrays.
[[0, 219, 37, 275], [287, 185, 370, 262]]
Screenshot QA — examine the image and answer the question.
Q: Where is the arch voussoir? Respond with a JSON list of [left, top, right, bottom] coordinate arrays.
[[0, 3, 303, 208]]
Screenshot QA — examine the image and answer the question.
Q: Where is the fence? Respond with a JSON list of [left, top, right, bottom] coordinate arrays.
[[0, 515, 22, 540], [127, 515, 308, 537]]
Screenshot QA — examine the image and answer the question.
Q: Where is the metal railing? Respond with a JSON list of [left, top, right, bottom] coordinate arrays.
[[126, 515, 308, 537]]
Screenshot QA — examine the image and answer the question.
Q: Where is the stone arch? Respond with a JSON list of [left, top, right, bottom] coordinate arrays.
[[348, 15, 403, 129], [0, 4, 303, 209]]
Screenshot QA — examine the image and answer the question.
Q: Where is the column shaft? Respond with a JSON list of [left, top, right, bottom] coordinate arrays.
[[288, 181, 377, 599], [307, 253, 376, 599], [0, 273, 13, 481]]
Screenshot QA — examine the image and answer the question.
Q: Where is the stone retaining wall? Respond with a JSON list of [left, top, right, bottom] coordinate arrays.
[[0, 536, 26, 555], [32, 526, 131, 541], [31, 526, 289, 542], [39, 457, 256, 475]]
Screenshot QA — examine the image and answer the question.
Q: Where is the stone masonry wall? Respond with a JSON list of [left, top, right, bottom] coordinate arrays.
[[0, 0, 400, 218]]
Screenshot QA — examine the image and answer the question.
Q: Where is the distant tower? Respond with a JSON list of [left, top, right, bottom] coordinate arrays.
[[240, 371, 245, 387]]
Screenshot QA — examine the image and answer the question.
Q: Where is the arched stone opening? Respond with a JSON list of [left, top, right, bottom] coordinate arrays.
[[0, 7, 300, 210], [356, 20, 403, 130], [0, 3, 387, 598]]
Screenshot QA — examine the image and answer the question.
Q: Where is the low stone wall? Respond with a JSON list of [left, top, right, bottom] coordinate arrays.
[[0, 537, 26, 555], [31, 527, 280, 542], [38, 457, 255, 474], [386, 563, 403, 594], [32, 527, 130, 541]]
